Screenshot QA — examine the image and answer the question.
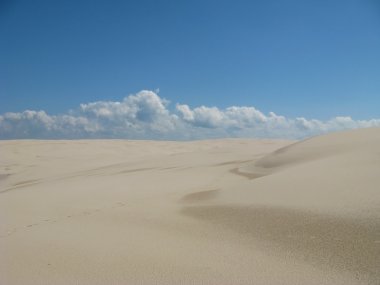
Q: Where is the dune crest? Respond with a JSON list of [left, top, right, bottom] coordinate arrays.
[[239, 127, 380, 177], [183, 128, 380, 283]]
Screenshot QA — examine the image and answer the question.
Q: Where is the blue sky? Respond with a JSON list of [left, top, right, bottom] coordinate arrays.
[[0, 0, 379, 139]]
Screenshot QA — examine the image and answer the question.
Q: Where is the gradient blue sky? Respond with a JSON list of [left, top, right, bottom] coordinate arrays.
[[1, 0, 380, 120]]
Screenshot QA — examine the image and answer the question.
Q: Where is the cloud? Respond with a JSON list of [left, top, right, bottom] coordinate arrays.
[[1, 90, 379, 139]]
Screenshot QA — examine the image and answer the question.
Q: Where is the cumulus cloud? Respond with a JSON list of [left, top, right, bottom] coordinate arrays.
[[0, 90, 379, 139]]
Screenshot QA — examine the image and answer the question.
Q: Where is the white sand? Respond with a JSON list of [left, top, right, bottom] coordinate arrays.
[[0, 128, 379, 284]]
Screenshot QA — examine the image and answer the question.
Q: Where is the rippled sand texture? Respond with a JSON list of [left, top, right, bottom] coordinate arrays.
[[1, 128, 379, 284]]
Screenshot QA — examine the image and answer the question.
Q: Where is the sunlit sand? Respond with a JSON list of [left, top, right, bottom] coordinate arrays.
[[1, 128, 379, 284]]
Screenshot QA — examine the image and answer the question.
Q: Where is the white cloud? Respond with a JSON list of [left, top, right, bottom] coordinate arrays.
[[176, 105, 224, 128], [1, 90, 379, 139]]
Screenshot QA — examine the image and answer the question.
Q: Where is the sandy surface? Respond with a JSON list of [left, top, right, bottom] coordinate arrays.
[[0, 128, 379, 284]]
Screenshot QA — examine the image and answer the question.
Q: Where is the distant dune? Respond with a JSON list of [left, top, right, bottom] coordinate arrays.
[[0, 128, 379, 284]]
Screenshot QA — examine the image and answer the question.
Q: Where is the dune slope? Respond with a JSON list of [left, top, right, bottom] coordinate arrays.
[[184, 128, 380, 283]]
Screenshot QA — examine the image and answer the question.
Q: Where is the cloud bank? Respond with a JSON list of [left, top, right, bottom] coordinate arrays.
[[1, 90, 379, 140]]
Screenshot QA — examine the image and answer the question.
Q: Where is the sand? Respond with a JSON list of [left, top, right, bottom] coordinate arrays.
[[0, 128, 379, 284]]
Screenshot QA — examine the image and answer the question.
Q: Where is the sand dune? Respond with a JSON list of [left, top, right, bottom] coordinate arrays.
[[0, 129, 379, 284]]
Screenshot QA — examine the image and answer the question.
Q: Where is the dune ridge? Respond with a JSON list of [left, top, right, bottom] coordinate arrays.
[[183, 128, 380, 283]]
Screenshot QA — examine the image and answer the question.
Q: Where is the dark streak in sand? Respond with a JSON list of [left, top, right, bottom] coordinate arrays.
[[0, 174, 10, 181], [180, 189, 220, 203], [229, 168, 265, 180]]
